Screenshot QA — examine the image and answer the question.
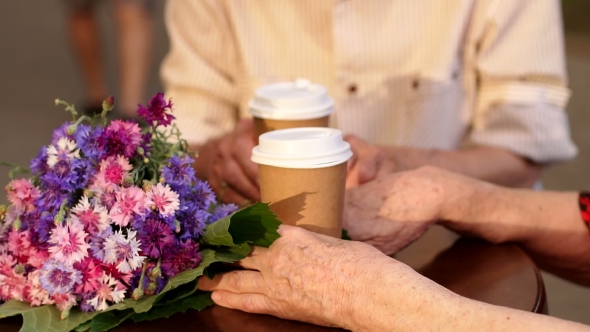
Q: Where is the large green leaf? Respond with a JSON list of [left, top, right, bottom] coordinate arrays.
[[202, 202, 281, 247], [129, 292, 213, 323], [89, 310, 134, 332]]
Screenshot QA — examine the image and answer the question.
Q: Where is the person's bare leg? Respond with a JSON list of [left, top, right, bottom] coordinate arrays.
[[114, 1, 153, 117], [67, 8, 108, 107]]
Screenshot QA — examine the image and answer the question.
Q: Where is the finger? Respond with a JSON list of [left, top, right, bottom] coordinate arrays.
[[222, 160, 260, 201], [210, 173, 250, 205], [237, 245, 269, 270], [198, 270, 266, 294], [345, 164, 360, 188], [211, 290, 275, 315], [356, 155, 379, 185]]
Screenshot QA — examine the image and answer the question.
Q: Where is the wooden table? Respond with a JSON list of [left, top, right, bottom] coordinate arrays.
[[0, 226, 546, 331]]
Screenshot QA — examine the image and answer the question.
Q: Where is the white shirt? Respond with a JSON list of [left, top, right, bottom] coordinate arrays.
[[161, 0, 577, 163]]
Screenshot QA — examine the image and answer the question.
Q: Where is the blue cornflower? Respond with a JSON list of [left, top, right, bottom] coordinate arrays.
[[210, 203, 238, 223], [37, 173, 71, 211], [51, 122, 75, 146], [177, 206, 210, 240], [161, 155, 196, 188], [30, 146, 49, 176], [189, 180, 217, 211], [75, 125, 104, 161], [39, 259, 82, 295], [137, 218, 175, 259]]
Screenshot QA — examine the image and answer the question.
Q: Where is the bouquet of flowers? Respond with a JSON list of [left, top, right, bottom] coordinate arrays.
[[0, 94, 280, 331]]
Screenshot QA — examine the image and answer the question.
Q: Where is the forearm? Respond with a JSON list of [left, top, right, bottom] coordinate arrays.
[[347, 258, 589, 331], [441, 182, 590, 285], [399, 146, 542, 188]]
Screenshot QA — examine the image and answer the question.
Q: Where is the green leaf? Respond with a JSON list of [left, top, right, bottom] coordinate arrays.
[[74, 320, 92, 332], [341, 228, 352, 240], [129, 292, 213, 323], [227, 203, 281, 247], [202, 202, 281, 247], [20, 306, 95, 332], [89, 310, 134, 332]]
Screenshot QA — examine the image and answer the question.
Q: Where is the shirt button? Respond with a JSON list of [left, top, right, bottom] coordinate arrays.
[[348, 84, 358, 95]]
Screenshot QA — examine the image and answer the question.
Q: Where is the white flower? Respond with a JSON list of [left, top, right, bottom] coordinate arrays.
[[87, 273, 126, 311], [145, 183, 180, 217], [103, 230, 145, 273], [47, 137, 80, 168]]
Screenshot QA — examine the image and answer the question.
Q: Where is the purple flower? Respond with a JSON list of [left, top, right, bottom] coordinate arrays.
[[75, 125, 104, 161], [137, 218, 174, 259], [79, 292, 96, 312], [69, 158, 94, 190], [162, 155, 196, 194], [210, 203, 238, 222], [187, 180, 217, 211], [98, 120, 142, 158], [51, 122, 75, 146], [37, 173, 71, 210], [161, 239, 201, 277], [28, 212, 55, 247], [137, 93, 175, 127], [39, 259, 82, 295], [30, 146, 49, 176], [177, 207, 210, 240]]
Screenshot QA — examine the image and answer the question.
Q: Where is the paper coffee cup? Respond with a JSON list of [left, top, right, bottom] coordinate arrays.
[[249, 79, 334, 140], [251, 127, 352, 237]]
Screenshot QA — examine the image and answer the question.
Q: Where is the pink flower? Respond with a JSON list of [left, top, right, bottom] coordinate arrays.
[[48, 221, 90, 265], [0, 255, 26, 302], [98, 155, 133, 186], [103, 230, 144, 273], [27, 249, 50, 269], [51, 292, 77, 312], [109, 187, 146, 227], [74, 257, 105, 294], [46, 137, 80, 168], [24, 270, 54, 307], [71, 195, 109, 235], [145, 183, 180, 217], [5, 179, 40, 214], [0, 253, 16, 275], [87, 272, 126, 311], [8, 230, 36, 263]]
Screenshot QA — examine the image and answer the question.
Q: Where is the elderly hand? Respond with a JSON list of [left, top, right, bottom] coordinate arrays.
[[198, 225, 452, 331], [206, 119, 260, 205], [343, 166, 477, 255], [344, 134, 435, 188]]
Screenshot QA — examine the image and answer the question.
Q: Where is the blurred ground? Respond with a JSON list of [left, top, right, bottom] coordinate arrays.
[[0, 0, 588, 325]]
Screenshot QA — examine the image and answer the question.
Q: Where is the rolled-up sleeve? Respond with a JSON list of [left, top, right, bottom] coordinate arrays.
[[468, 0, 578, 163], [161, 0, 239, 145]]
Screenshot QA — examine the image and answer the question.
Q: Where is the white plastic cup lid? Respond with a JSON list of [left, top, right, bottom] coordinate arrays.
[[251, 127, 352, 169], [249, 79, 334, 120]]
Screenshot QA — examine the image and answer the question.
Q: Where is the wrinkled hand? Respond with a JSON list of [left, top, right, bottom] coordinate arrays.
[[198, 225, 407, 330], [345, 134, 396, 188], [207, 119, 260, 205], [343, 166, 451, 255]]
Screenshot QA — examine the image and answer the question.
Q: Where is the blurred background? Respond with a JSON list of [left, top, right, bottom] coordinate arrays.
[[0, 0, 588, 324]]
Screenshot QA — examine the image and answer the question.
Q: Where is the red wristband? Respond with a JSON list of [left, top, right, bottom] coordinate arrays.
[[578, 192, 590, 229]]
